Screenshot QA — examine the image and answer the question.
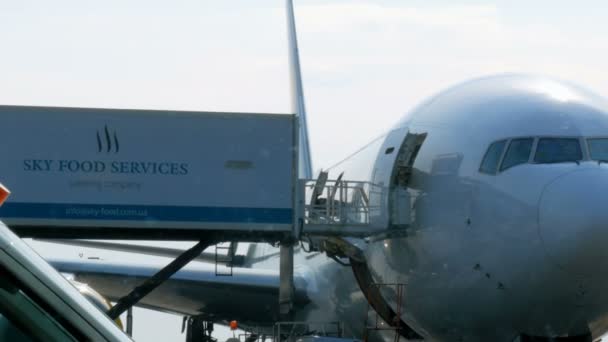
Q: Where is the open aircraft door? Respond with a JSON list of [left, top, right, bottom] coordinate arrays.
[[302, 130, 426, 237], [389, 131, 427, 228]]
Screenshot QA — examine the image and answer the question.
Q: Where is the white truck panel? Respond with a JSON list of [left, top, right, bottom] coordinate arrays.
[[0, 106, 295, 236]]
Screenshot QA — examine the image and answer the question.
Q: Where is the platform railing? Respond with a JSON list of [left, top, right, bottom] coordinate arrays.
[[302, 179, 384, 227], [363, 283, 415, 342], [274, 321, 343, 341]]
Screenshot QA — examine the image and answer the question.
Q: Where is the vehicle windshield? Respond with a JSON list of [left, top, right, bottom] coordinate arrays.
[[588, 138, 608, 161], [0, 268, 77, 342], [534, 138, 582, 164]]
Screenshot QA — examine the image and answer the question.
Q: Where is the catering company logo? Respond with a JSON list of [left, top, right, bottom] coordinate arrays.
[[96, 125, 119, 153]]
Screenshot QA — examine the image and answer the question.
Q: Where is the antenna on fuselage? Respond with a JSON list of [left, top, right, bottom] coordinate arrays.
[[286, 0, 313, 179]]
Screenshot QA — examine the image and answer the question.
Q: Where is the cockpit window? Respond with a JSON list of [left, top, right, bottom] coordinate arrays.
[[534, 138, 582, 164], [480, 140, 506, 174], [587, 138, 608, 161], [500, 138, 533, 171]]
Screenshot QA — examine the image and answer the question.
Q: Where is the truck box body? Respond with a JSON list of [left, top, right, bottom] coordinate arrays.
[[0, 105, 296, 238]]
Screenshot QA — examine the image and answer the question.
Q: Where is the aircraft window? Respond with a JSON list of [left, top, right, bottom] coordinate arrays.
[[587, 138, 608, 161], [534, 138, 582, 164], [479, 140, 506, 174], [500, 138, 533, 171]]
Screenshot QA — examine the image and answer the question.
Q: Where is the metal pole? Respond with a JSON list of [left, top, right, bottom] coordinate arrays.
[[279, 243, 294, 317], [126, 307, 133, 337]]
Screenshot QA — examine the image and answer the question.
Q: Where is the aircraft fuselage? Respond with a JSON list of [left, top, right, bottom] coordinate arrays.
[[255, 75, 608, 341]]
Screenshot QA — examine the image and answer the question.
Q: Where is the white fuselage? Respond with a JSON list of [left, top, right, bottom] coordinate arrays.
[[252, 75, 608, 341]]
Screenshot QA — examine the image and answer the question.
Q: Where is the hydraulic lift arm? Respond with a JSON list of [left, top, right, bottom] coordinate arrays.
[[107, 237, 219, 320]]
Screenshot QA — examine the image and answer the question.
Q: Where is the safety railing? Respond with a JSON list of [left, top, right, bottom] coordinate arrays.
[[274, 321, 343, 341], [238, 328, 276, 342], [362, 283, 422, 342], [302, 179, 385, 227]]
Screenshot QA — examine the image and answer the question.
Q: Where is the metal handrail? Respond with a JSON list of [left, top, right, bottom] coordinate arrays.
[[274, 321, 343, 341], [302, 179, 385, 226]]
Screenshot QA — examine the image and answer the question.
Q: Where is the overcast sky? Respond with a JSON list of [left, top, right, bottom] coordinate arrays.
[[3, 0, 608, 169], [3, 0, 608, 340]]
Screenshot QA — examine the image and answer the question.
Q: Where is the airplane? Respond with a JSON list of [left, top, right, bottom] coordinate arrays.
[[34, 1, 608, 342]]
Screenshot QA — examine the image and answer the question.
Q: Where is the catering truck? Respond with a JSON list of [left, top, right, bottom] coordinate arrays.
[[0, 105, 297, 239]]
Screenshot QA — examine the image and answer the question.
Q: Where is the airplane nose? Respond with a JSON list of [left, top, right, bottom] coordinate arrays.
[[538, 168, 608, 278]]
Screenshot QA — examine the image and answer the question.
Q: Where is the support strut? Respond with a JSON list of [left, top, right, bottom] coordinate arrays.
[[126, 307, 133, 337], [107, 237, 217, 320], [279, 243, 295, 317]]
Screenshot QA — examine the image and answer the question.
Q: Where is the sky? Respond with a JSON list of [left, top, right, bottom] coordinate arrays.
[[3, 0, 608, 340]]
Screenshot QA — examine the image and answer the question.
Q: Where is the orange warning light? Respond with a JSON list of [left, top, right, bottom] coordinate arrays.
[[0, 183, 10, 206], [230, 320, 238, 330]]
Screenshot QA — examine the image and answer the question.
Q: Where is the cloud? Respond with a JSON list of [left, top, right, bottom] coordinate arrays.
[[290, 2, 608, 87], [286, 2, 608, 167], [295, 3, 501, 33], [1, 1, 607, 167]]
